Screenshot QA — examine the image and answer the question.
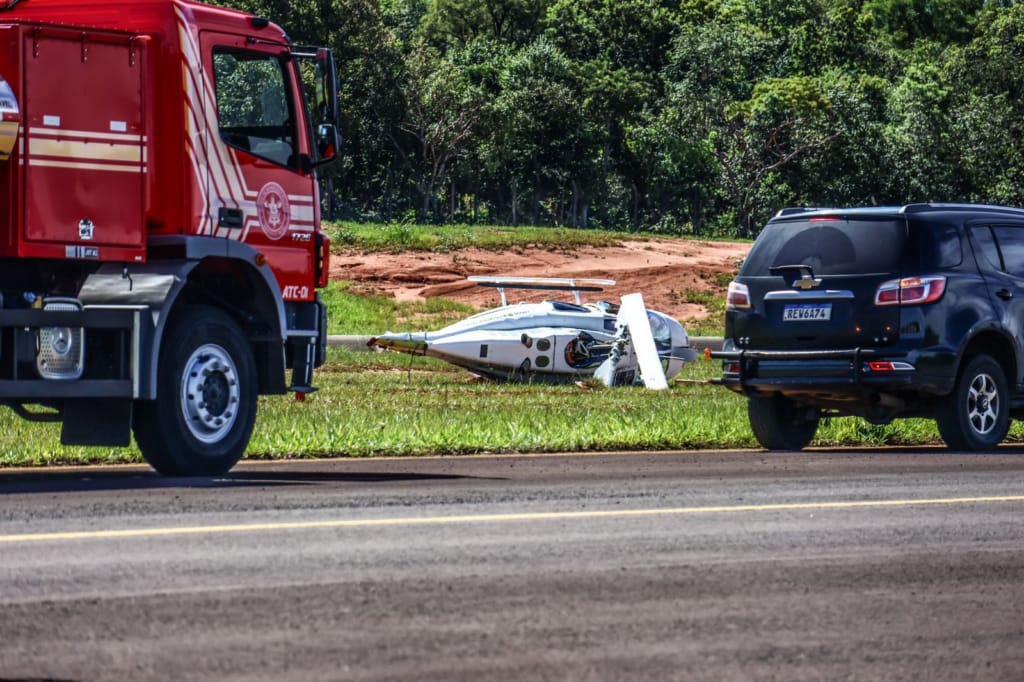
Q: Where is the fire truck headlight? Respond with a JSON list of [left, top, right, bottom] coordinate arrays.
[[36, 298, 84, 380]]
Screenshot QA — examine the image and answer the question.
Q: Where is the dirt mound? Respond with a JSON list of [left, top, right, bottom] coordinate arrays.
[[331, 238, 751, 324]]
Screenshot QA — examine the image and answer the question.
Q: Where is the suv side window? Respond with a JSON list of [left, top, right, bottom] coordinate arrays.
[[972, 226, 1004, 271], [909, 221, 962, 269], [991, 226, 1024, 277]]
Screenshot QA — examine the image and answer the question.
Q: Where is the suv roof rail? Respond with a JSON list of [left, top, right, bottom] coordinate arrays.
[[900, 202, 1024, 216], [900, 203, 933, 213]]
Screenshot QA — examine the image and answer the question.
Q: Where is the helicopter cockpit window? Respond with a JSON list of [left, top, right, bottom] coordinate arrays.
[[213, 50, 296, 169]]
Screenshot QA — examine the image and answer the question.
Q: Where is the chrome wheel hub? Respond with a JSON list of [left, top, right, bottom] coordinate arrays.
[[180, 343, 240, 444], [966, 372, 999, 436]]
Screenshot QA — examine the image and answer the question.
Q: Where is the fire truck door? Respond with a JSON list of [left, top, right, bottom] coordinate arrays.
[[198, 31, 318, 301]]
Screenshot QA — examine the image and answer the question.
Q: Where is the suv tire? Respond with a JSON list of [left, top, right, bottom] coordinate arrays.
[[748, 394, 819, 451], [936, 354, 1010, 451]]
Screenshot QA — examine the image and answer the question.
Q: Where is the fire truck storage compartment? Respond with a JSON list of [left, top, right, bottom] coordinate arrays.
[[19, 26, 146, 260]]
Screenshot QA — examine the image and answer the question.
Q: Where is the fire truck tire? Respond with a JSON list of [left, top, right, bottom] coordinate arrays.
[[134, 305, 257, 476]]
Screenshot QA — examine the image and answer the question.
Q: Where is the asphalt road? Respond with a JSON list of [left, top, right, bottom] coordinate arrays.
[[1, 448, 1023, 681]]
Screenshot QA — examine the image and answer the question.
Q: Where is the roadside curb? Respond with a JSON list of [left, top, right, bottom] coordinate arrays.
[[328, 335, 375, 351], [327, 335, 724, 352]]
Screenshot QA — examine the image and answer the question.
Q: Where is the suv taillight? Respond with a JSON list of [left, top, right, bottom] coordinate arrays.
[[726, 281, 751, 310], [875, 276, 946, 306]]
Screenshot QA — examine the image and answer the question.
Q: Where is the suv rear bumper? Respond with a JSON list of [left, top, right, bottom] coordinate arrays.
[[711, 347, 955, 406]]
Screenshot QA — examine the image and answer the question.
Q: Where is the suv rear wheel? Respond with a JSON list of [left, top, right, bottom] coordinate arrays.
[[936, 354, 1009, 451], [748, 394, 819, 451]]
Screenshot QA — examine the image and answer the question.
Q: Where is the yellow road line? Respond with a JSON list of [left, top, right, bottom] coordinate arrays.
[[2, 495, 1023, 544]]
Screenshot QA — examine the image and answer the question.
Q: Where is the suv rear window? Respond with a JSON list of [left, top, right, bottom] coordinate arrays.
[[740, 217, 962, 276]]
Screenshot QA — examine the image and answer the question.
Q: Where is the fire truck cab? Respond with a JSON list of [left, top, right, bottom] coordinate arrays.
[[0, 0, 339, 474]]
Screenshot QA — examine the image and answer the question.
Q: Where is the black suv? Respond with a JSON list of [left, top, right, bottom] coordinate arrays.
[[714, 203, 1024, 451]]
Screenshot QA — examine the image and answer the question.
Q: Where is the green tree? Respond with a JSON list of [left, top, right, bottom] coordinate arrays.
[[941, 4, 1024, 205], [419, 0, 551, 48], [881, 55, 960, 202], [796, 69, 892, 207], [389, 47, 485, 221], [723, 76, 840, 235], [380, 0, 430, 49], [483, 38, 582, 225], [860, 0, 985, 47], [545, 0, 682, 228]]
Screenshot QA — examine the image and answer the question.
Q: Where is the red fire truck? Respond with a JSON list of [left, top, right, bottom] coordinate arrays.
[[0, 0, 339, 475]]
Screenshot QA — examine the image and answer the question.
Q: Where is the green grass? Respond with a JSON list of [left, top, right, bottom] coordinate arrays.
[[320, 280, 477, 334], [672, 287, 727, 337], [3, 348, 1013, 468], [326, 221, 629, 253]]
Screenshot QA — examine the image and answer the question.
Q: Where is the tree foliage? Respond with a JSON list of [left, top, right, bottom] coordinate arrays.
[[221, 0, 1024, 237]]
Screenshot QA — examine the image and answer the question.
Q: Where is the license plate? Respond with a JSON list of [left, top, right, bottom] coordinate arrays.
[[783, 303, 832, 321]]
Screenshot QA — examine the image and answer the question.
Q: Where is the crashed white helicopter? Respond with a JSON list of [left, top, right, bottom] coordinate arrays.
[[368, 277, 699, 388]]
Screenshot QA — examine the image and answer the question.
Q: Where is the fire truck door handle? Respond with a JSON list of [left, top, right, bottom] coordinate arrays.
[[218, 207, 244, 229]]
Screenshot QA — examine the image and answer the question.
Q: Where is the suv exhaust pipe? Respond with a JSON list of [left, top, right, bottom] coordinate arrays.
[[870, 392, 905, 410]]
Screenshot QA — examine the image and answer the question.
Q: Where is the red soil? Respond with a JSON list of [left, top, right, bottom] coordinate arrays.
[[330, 238, 752, 325]]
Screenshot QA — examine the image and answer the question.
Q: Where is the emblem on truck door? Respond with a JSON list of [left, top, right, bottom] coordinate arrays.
[[256, 181, 290, 240]]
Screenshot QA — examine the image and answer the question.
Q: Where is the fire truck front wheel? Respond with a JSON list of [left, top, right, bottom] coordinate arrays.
[[134, 306, 258, 476]]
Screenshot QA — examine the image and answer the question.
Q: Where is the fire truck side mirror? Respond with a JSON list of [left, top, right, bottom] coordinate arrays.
[[316, 123, 340, 163], [315, 48, 338, 125], [296, 46, 339, 167], [292, 45, 340, 167]]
